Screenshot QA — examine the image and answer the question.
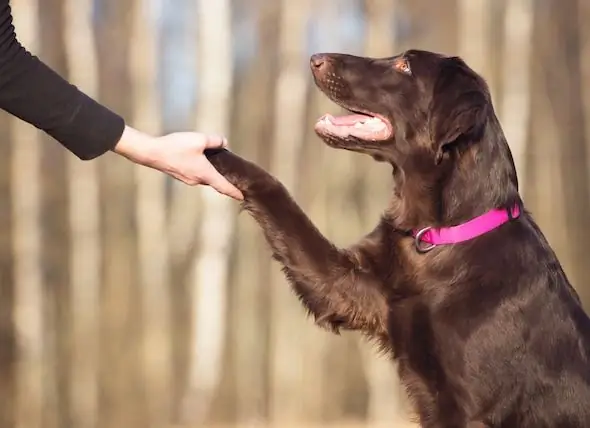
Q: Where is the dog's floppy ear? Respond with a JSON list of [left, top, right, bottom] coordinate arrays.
[[429, 57, 489, 164]]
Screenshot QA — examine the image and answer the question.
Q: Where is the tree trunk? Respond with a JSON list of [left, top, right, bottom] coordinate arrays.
[[166, 0, 202, 281], [267, 0, 313, 423], [179, 0, 237, 424], [93, 1, 146, 427], [38, 0, 72, 426], [457, 0, 496, 96], [528, 0, 590, 307], [397, 0, 458, 54], [64, 0, 101, 426], [10, 2, 44, 427], [0, 67, 15, 428], [498, 0, 533, 196], [209, 0, 280, 424], [129, 1, 172, 426], [154, 0, 202, 415]]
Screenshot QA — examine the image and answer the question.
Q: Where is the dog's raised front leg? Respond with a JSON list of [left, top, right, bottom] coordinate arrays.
[[206, 149, 388, 336]]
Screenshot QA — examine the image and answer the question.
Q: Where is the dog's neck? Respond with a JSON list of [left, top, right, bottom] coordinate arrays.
[[386, 117, 522, 231]]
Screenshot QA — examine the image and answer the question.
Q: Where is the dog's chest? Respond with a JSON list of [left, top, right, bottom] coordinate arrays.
[[387, 286, 479, 393], [388, 298, 462, 416], [388, 295, 443, 364]]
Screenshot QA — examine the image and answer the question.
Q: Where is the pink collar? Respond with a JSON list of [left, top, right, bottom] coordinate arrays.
[[412, 203, 521, 253]]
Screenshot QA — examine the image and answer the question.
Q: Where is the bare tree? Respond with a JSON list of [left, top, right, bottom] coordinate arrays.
[[166, 2, 203, 278], [10, 1, 44, 427], [64, 0, 101, 426], [219, 0, 280, 424], [499, 0, 534, 196], [528, 0, 590, 306], [129, 0, 173, 426], [37, 0, 72, 426], [93, 0, 146, 426], [397, 0, 458, 54], [179, 0, 237, 423], [0, 46, 15, 428], [268, 0, 313, 423], [457, 0, 496, 96], [0, 113, 16, 428]]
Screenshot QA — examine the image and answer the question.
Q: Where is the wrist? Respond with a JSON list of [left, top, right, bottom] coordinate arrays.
[[112, 125, 158, 166]]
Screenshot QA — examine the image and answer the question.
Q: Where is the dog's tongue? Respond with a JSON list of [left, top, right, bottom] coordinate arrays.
[[327, 114, 371, 126]]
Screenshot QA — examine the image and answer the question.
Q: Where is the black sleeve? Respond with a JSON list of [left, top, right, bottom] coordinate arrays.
[[0, 0, 126, 160]]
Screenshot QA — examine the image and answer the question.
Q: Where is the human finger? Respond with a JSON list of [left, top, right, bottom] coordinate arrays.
[[199, 162, 244, 200], [202, 134, 228, 150]]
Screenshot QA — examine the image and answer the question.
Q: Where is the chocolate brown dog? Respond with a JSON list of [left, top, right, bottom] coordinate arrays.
[[205, 49, 590, 427]]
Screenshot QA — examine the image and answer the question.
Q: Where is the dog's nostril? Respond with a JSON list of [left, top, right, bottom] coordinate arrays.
[[310, 54, 326, 69]]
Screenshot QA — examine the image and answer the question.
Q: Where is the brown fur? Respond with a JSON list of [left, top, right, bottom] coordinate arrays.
[[205, 49, 590, 427]]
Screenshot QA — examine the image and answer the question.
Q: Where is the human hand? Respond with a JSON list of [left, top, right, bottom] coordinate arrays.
[[113, 126, 244, 200]]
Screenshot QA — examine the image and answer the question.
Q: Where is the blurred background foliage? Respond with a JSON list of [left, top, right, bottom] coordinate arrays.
[[1, 0, 590, 427]]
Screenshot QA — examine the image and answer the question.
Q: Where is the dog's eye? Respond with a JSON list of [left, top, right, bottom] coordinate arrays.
[[394, 58, 412, 75]]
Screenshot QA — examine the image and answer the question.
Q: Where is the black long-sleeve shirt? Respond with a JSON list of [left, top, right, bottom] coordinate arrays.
[[0, 0, 125, 160]]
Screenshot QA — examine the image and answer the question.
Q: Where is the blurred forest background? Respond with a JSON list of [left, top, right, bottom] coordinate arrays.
[[1, 0, 590, 427]]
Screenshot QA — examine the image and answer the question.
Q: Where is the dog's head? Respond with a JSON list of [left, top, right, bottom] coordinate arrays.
[[311, 49, 519, 228], [311, 49, 489, 164]]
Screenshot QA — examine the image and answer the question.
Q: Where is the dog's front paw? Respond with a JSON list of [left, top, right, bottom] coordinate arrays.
[[204, 148, 280, 197]]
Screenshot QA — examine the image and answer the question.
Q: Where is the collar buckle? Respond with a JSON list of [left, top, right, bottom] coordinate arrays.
[[414, 226, 437, 253]]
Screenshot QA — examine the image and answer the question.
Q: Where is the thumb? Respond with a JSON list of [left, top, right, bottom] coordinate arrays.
[[200, 162, 244, 200], [203, 134, 229, 150]]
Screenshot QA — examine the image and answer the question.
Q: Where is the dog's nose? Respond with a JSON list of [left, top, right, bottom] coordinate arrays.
[[310, 54, 327, 70]]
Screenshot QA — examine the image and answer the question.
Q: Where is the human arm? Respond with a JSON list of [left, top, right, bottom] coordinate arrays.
[[0, 0, 242, 199], [0, 0, 124, 160]]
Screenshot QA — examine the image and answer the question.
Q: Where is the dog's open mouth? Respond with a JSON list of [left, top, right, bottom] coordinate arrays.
[[314, 110, 393, 141]]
